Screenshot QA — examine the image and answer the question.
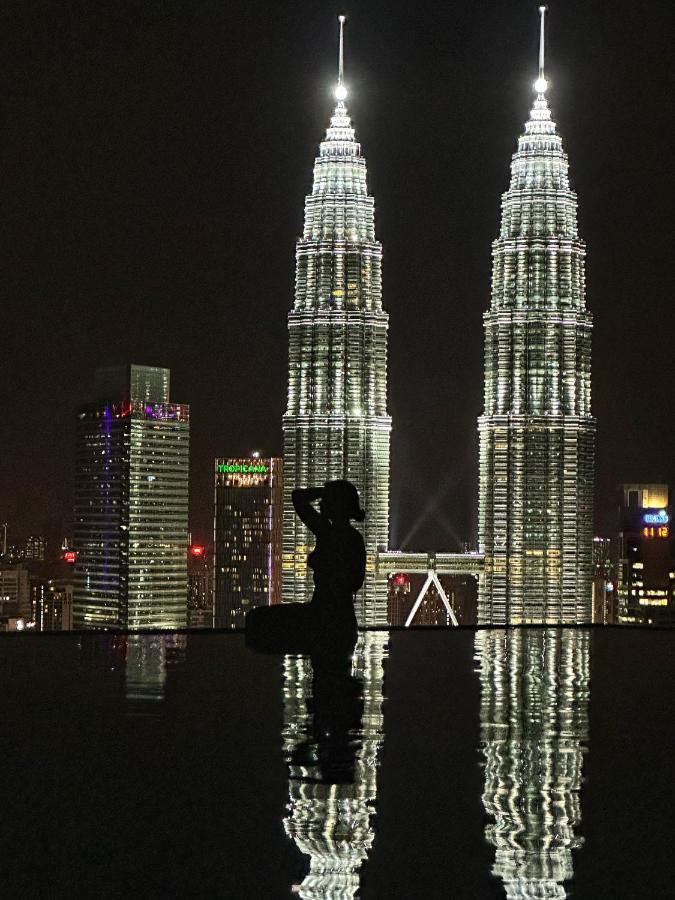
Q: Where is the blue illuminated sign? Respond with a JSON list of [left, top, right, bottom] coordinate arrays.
[[643, 509, 669, 525]]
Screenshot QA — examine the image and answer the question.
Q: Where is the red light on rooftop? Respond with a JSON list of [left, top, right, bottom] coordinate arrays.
[[190, 544, 205, 557], [62, 550, 77, 564]]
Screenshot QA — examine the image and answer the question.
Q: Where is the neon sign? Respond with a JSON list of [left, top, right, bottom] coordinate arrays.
[[190, 544, 205, 557], [62, 550, 77, 564], [217, 462, 268, 474], [643, 509, 669, 525], [642, 526, 670, 539]]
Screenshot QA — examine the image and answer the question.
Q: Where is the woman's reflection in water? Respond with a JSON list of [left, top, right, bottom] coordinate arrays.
[[475, 629, 590, 899], [282, 634, 387, 899], [245, 481, 387, 898]]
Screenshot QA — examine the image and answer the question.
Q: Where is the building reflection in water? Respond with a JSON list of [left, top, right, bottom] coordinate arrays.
[[475, 628, 590, 899], [282, 632, 388, 899], [124, 633, 187, 711]]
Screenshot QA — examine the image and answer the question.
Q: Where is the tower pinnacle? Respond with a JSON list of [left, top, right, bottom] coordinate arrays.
[[534, 6, 548, 94], [335, 15, 347, 101]]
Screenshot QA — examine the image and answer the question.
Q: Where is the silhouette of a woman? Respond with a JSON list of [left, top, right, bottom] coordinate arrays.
[[246, 480, 366, 652]]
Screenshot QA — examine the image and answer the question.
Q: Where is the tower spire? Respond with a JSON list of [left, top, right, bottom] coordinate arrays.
[[335, 15, 347, 101], [534, 6, 548, 94]]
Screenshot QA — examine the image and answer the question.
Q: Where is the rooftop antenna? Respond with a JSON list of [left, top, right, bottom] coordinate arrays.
[[335, 15, 347, 101], [534, 6, 548, 94]]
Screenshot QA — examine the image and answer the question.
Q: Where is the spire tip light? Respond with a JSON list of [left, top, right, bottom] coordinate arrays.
[[335, 15, 347, 101], [534, 6, 548, 94]]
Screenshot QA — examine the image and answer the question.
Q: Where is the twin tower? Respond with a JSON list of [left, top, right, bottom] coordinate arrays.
[[282, 10, 595, 625]]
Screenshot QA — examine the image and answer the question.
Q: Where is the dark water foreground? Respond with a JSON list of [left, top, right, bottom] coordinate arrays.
[[0, 628, 672, 898]]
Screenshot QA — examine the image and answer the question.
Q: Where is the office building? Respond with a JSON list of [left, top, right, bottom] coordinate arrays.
[[282, 17, 391, 625], [187, 543, 213, 628], [31, 578, 73, 631], [478, 9, 594, 623], [214, 455, 283, 628], [387, 573, 411, 626], [73, 364, 189, 629], [616, 484, 674, 625], [0, 565, 31, 620], [24, 535, 46, 561], [592, 536, 616, 624]]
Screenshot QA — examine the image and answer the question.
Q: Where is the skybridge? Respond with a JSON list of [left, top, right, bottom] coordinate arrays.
[[375, 551, 485, 627]]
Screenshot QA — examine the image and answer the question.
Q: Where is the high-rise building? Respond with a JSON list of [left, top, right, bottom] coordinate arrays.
[[187, 543, 213, 628], [616, 484, 674, 626], [73, 364, 189, 629], [0, 565, 31, 619], [282, 17, 391, 625], [24, 535, 46, 561], [592, 536, 616, 624], [387, 573, 411, 626], [478, 9, 594, 623], [31, 578, 73, 631], [214, 455, 283, 628]]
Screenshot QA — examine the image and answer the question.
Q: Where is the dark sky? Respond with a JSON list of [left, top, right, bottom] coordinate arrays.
[[1, 0, 673, 549]]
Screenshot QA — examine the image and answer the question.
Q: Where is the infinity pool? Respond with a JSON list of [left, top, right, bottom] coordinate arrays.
[[1, 628, 672, 898]]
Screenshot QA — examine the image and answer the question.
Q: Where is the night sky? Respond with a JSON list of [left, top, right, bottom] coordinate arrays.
[[2, 0, 673, 550]]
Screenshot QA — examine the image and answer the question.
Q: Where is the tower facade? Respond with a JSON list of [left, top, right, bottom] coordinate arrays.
[[282, 19, 391, 624], [73, 364, 189, 629], [478, 10, 595, 623], [213, 455, 283, 628]]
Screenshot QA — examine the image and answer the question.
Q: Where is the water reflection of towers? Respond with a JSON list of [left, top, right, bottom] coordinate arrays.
[[282, 633, 388, 899], [475, 629, 590, 899], [124, 633, 187, 707]]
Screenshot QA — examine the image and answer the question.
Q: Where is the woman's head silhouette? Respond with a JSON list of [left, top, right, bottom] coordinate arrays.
[[320, 480, 365, 524]]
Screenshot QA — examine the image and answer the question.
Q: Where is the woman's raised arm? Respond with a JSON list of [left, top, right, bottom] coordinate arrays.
[[292, 487, 327, 537]]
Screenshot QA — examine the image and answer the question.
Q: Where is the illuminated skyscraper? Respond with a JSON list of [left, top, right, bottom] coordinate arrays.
[[475, 628, 590, 898], [214, 456, 283, 628], [187, 543, 213, 628], [73, 365, 190, 629], [282, 17, 391, 625], [478, 9, 594, 623]]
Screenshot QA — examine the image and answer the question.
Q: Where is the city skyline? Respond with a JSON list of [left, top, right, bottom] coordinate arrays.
[[1, 1, 673, 553]]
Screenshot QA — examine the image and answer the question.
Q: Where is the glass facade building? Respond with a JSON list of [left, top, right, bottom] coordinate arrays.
[[478, 16, 595, 623], [214, 456, 283, 628], [282, 21, 391, 625], [73, 365, 189, 629]]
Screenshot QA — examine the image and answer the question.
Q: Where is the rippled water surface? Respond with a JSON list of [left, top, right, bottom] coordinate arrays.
[[0, 628, 672, 898]]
